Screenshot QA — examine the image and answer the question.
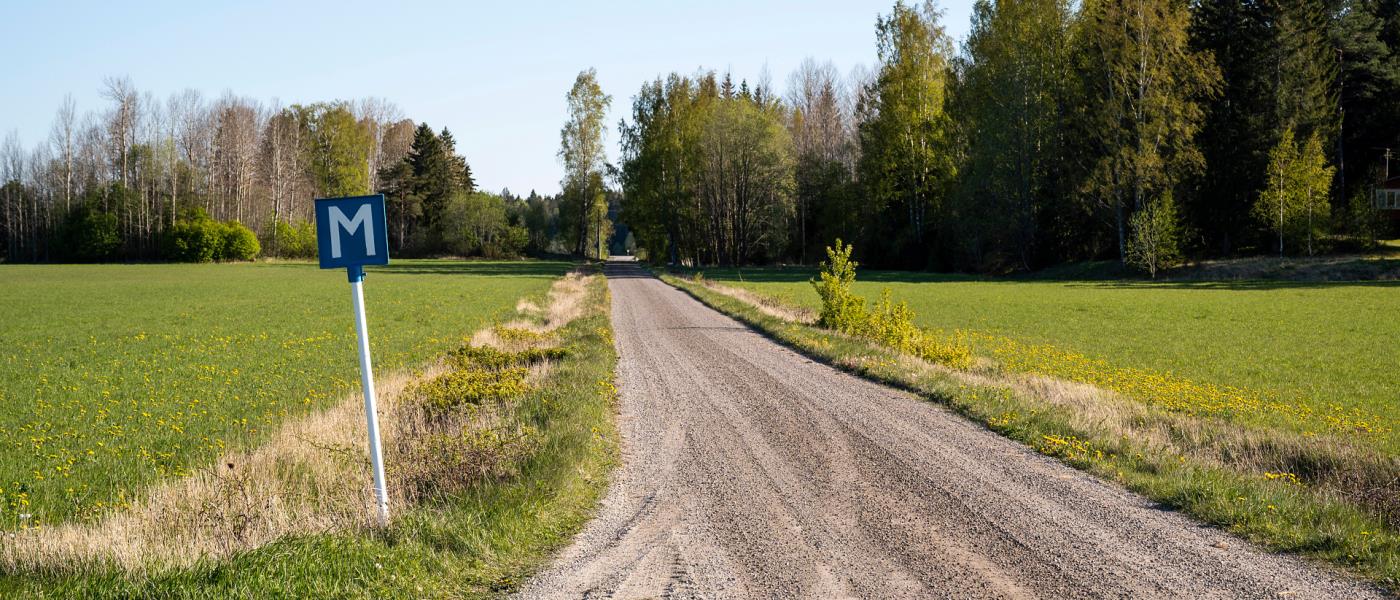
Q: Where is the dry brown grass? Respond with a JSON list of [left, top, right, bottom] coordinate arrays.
[[1172, 254, 1400, 282], [684, 275, 818, 324], [474, 272, 593, 349], [387, 395, 538, 507], [0, 366, 436, 572], [0, 272, 597, 573]]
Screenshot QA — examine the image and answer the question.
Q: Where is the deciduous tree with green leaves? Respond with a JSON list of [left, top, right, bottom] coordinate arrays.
[[1074, 0, 1220, 264], [1125, 192, 1183, 278], [811, 238, 866, 332], [952, 0, 1073, 270], [559, 68, 613, 259], [696, 89, 795, 265], [857, 0, 958, 267], [295, 102, 373, 198], [1255, 127, 1336, 256]]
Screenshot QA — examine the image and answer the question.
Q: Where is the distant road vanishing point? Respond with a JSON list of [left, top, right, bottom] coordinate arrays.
[[519, 258, 1383, 599]]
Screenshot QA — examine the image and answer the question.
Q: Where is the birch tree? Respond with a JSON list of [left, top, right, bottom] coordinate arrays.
[[49, 95, 77, 213], [102, 76, 139, 189], [788, 58, 854, 263], [1075, 0, 1220, 263], [857, 0, 957, 266], [1255, 127, 1335, 255], [558, 68, 612, 258], [953, 0, 1073, 269]]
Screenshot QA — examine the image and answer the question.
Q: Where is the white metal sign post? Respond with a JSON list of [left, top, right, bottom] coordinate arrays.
[[316, 194, 392, 526]]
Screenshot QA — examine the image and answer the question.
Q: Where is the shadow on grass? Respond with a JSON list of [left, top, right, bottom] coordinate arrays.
[[375, 260, 573, 278], [1080, 279, 1400, 292], [675, 262, 1400, 292], [262, 259, 575, 278]]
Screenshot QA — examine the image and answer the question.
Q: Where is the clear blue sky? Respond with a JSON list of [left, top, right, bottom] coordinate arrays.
[[0, 1, 974, 196]]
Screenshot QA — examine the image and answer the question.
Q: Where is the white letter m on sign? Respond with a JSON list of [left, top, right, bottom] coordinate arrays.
[[329, 204, 375, 259]]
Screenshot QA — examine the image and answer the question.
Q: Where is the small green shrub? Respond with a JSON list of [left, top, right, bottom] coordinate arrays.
[[163, 210, 260, 262], [418, 344, 571, 412], [269, 220, 318, 258], [58, 203, 121, 262], [1345, 190, 1385, 248], [865, 289, 919, 348], [910, 332, 974, 368], [449, 345, 567, 370], [810, 239, 867, 333], [809, 240, 973, 368], [493, 326, 553, 345], [1126, 193, 1183, 278], [220, 221, 260, 261], [163, 215, 222, 262], [866, 289, 973, 368], [416, 367, 531, 412]]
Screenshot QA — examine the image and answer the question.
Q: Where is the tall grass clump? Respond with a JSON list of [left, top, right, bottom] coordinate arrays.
[[389, 344, 563, 504], [810, 240, 971, 368]]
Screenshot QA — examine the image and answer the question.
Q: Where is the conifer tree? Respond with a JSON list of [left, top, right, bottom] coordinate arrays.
[[405, 123, 454, 227], [1190, 0, 1278, 253], [439, 128, 476, 194], [1275, 0, 1339, 147], [1331, 0, 1400, 205]]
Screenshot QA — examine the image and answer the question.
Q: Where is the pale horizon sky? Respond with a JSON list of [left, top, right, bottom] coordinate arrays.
[[1, 1, 974, 196]]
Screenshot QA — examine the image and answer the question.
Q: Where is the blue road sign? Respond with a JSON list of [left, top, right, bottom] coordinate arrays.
[[316, 195, 390, 273], [315, 193, 394, 524]]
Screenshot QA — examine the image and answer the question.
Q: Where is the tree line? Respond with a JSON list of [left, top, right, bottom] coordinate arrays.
[[619, 0, 1400, 272], [0, 79, 575, 262]]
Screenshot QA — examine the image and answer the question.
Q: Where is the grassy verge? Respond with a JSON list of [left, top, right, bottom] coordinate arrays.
[[0, 271, 619, 598], [690, 266, 1400, 436], [661, 271, 1398, 591]]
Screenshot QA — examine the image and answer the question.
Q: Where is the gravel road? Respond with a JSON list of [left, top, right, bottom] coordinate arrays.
[[519, 259, 1384, 599]]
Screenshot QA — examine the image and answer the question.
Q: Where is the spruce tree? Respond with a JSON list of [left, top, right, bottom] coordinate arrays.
[[439, 128, 476, 194], [1331, 0, 1400, 205], [1275, 0, 1339, 147], [1190, 0, 1278, 254], [406, 123, 453, 227]]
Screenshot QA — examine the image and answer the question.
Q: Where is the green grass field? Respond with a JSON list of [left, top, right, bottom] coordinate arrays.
[[3, 272, 620, 598], [0, 260, 571, 530], [701, 267, 1399, 445]]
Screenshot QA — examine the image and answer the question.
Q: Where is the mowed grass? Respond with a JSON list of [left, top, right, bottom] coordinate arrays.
[[700, 268, 1398, 448], [0, 260, 571, 530]]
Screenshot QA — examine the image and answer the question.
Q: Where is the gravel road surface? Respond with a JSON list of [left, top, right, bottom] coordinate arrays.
[[520, 259, 1383, 599]]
